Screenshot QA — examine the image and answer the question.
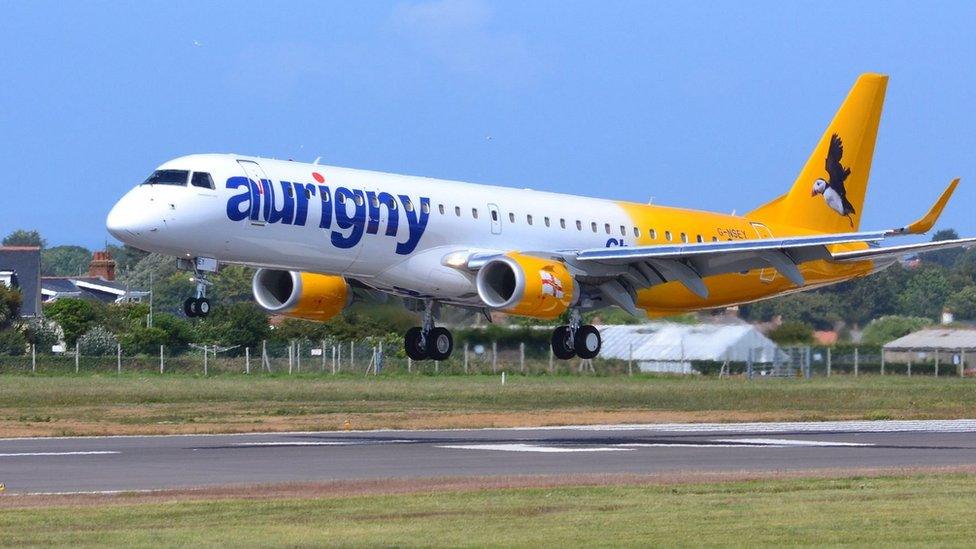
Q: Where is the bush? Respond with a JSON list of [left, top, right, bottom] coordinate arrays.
[[77, 326, 118, 356], [767, 321, 814, 344], [0, 328, 27, 356], [21, 319, 59, 351], [861, 315, 932, 346]]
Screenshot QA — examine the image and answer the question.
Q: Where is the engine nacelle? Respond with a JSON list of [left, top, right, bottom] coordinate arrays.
[[475, 253, 576, 319], [252, 269, 351, 321]]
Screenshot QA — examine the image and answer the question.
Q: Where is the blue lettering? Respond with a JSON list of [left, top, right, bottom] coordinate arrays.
[[266, 181, 295, 225], [225, 176, 250, 221], [366, 191, 399, 237], [396, 195, 429, 255], [318, 185, 332, 229], [292, 182, 316, 226], [331, 187, 366, 249]]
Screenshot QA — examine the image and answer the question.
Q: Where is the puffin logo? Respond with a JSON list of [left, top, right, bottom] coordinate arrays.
[[540, 270, 564, 299], [811, 133, 856, 227]]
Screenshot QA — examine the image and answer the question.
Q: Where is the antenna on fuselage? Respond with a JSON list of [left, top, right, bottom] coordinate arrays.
[[313, 156, 322, 165]]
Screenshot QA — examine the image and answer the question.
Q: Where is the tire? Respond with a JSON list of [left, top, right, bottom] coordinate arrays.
[[196, 298, 211, 317], [551, 325, 576, 360], [184, 298, 197, 318], [404, 327, 428, 360], [574, 324, 601, 359], [426, 327, 453, 361]]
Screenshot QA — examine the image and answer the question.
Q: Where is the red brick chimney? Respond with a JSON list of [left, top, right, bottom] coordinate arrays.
[[88, 251, 116, 281]]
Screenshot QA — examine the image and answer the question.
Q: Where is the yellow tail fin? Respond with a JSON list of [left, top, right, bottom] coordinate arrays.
[[748, 73, 888, 233]]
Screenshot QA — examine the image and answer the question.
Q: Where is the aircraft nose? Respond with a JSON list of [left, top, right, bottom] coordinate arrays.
[[106, 191, 158, 242]]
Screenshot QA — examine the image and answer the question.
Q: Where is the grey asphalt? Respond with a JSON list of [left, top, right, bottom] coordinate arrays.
[[2, 419, 976, 494]]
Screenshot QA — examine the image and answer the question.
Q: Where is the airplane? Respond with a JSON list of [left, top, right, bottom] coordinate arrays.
[[107, 73, 974, 362]]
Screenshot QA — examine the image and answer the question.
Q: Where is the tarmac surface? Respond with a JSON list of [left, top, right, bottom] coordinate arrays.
[[2, 419, 976, 494]]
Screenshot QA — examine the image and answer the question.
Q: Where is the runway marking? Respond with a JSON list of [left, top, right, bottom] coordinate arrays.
[[711, 438, 875, 447], [0, 451, 119, 457], [228, 439, 418, 448], [438, 444, 632, 453], [618, 443, 755, 448]]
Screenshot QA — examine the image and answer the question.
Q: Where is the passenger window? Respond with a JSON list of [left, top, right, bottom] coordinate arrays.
[[455, 206, 461, 216], [321, 189, 330, 202], [491, 210, 498, 221], [338, 193, 346, 205], [438, 204, 445, 215], [404, 198, 413, 211], [355, 194, 364, 206], [190, 172, 214, 189], [422, 202, 430, 214], [509, 212, 516, 223], [142, 169, 188, 186], [696, 234, 703, 243], [591, 222, 597, 233], [633, 227, 640, 237], [576, 220, 582, 231], [372, 196, 380, 208], [472, 208, 478, 219], [665, 230, 672, 241], [712, 236, 718, 242], [649, 229, 656, 239], [620, 225, 626, 236], [604, 223, 611, 234], [305, 187, 312, 199], [560, 219, 566, 229], [544, 217, 550, 227], [527, 215, 533, 225], [680, 232, 688, 243]]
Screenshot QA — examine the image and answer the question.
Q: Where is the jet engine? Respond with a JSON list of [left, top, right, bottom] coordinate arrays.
[[252, 269, 351, 321], [475, 253, 576, 319]]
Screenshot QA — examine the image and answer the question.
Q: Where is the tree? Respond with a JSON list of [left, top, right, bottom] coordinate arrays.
[[860, 315, 931, 345], [200, 302, 269, 350], [946, 286, 976, 320], [45, 298, 99, 346], [21, 319, 59, 351], [924, 228, 962, 268], [767, 321, 814, 344], [2, 229, 45, 248], [106, 244, 150, 278], [0, 285, 22, 329], [0, 329, 27, 356], [77, 326, 118, 356], [41, 245, 92, 276], [898, 266, 951, 319]]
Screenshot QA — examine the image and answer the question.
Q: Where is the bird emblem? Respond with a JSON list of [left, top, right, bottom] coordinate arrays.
[[811, 133, 855, 227]]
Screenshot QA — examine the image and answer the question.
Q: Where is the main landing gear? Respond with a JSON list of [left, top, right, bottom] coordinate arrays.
[[404, 300, 454, 361], [550, 311, 601, 360], [183, 264, 213, 318]]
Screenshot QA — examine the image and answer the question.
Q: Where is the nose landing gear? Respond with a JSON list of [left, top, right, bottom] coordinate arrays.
[[403, 300, 454, 361], [550, 311, 601, 360], [183, 264, 214, 318]]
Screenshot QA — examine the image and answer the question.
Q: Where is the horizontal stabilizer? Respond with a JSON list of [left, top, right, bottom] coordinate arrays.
[[830, 237, 976, 263]]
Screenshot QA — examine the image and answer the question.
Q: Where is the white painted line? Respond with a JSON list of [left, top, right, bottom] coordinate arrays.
[[230, 441, 361, 447], [438, 444, 632, 453], [1, 419, 974, 442], [617, 443, 755, 448], [0, 451, 120, 457], [711, 438, 875, 447]]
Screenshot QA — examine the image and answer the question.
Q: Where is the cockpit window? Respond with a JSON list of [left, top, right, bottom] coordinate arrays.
[[191, 172, 215, 189], [142, 169, 189, 186]]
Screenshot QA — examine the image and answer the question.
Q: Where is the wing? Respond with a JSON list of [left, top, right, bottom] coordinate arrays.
[[830, 238, 976, 263], [825, 133, 851, 197]]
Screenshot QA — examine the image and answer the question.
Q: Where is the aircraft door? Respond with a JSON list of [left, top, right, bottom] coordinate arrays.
[[751, 222, 775, 282], [488, 203, 502, 235], [238, 160, 270, 226]]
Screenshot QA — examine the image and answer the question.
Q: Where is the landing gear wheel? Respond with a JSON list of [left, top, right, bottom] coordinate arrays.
[[404, 327, 428, 360], [184, 298, 198, 318], [551, 325, 576, 360], [196, 298, 211, 317], [574, 325, 601, 359], [426, 327, 453, 361]]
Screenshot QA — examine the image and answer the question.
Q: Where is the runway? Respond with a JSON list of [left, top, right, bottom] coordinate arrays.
[[2, 419, 976, 494]]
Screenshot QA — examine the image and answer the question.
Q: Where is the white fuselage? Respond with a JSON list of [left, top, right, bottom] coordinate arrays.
[[107, 154, 644, 305]]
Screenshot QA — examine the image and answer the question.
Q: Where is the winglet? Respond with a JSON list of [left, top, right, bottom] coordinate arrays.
[[887, 178, 960, 235]]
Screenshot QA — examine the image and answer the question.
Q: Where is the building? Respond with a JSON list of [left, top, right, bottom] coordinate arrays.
[[882, 328, 976, 368], [598, 322, 786, 374], [41, 251, 148, 304], [0, 246, 42, 317]]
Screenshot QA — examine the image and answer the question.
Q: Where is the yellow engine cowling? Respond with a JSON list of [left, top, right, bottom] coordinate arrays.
[[475, 253, 576, 319], [252, 269, 350, 321]]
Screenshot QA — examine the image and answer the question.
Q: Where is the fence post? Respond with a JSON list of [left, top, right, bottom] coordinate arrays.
[[288, 342, 294, 375], [492, 341, 497, 373], [435, 360, 439, 374], [826, 347, 831, 377], [960, 349, 965, 378], [263, 340, 271, 373], [160, 345, 164, 374], [332, 345, 337, 374], [407, 356, 412, 373], [464, 342, 469, 374], [245, 347, 250, 375], [519, 342, 525, 374], [881, 348, 885, 376], [337, 343, 342, 372], [628, 343, 633, 377], [116, 343, 121, 375], [934, 349, 939, 377], [854, 347, 859, 377], [907, 359, 912, 377], [297, 342, 301, 373], [203, 345, 208, 376], [350, 341, 355, 371], [746, 347, 753, 379], [377, 341, 382, 375], [31, 344, 36, 374], [321, 340, 326, 372]]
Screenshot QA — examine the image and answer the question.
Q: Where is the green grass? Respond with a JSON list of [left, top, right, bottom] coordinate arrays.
[[3, 473, 975, 546], [1, 374, 974, 436]]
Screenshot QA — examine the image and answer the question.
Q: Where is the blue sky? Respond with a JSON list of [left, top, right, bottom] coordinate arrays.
[[1, 1, 974, 249]]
